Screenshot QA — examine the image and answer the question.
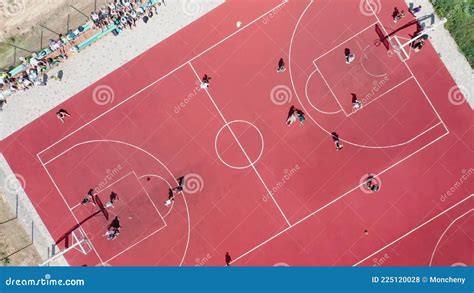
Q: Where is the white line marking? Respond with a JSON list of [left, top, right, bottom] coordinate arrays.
[[362, 0, 449, 134], [37, 154, 106, 266], [39, 139, 191, 266], [214, 120, 265, 170], [231, 130, 451, 264], [188, 62, 292, 227], [289, 1, 447, 149], [230, 3, 453, 265], [69, 170, 134, 210], [429, 209, 473, 266], [312, 63, 347, 115], [137, 174, 175, 218], [353, 195, 472, 266], [37, 0, 288, 159], [313, 21, 379, 62], [70, 203, 81, 210], [346, 76, 414, 117], [402, 62, 449, 130], [104, 224, 168, 264], [133, 172, 167, 225]]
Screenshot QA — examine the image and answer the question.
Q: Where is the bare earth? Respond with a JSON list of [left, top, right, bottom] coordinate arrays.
[[0, 0, 109, 69]]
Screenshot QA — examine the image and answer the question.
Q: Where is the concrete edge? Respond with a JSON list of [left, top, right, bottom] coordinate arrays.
[[0, 153, 68, 266], [0, 0, 226, 140], [405, 0, 473, 109]]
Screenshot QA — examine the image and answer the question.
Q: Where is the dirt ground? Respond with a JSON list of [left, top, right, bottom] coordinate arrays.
[[0, 0, 109, 69], [0, 193, 42, 266]]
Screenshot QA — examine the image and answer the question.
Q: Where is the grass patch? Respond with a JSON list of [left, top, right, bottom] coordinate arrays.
[[430, 0, 474, 67]]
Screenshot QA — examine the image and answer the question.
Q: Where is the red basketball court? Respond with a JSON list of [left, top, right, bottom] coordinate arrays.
[[1, 0, 472, 266]]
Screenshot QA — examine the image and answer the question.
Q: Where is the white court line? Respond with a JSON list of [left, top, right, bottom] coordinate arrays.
[[429, 209, 473, 266], [36, 0, 288, 159], [312, 63, 348, 116], [70, 203, 81, 210], [363, 0, 449, 134], [402, 62, 449, 133], [304, 69, 342, 115], [313, 21, 378, 62], [353, 195, 473, 266], [230, 130, 451, 264], [137, 174, 175, 219], [289, 1, 447, 149], [103, 223, 168, 264], [96, 171, 170, 265], [214, 120, 265, 170], [346, 76, 414, 118], [39, 139, 191, 266], [133, 171, 167, 225], [231, 0, 452, 264], [188, 62, 292, 227], [37, 154, 106, 266], [70, 171, 135, 210]]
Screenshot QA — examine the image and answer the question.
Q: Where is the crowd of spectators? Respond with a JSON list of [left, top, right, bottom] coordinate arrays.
[[0, 0, 163, 111], [91, 0, 162, 31]]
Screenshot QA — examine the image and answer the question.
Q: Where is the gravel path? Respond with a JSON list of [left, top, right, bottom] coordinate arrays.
[[1, 0, 224, 140]]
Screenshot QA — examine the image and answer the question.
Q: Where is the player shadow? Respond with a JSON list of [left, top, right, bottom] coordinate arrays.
[[382, 14, 432, 42], [376, 21, 423, 50]]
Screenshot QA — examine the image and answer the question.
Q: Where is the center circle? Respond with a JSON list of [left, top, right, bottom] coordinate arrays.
[[214, 120, 264, 169]]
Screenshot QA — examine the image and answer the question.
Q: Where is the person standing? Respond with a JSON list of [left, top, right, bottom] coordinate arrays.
[[164, 188, 175, 207], [225, 252, 232, 266], [277, 58, 286, 73], [409, 5, 422, 15], [331, 132, 344, 150], [81, 188, 96, 206], [201, 74, 211, 89], [351, 94, 362, 110], [56, 109, 71, 123], [344, 48, 355, 64]]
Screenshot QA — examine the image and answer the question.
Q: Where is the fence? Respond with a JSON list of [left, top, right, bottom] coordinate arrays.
[[0, 0, 110, 70], [0, 154, 67, 266]]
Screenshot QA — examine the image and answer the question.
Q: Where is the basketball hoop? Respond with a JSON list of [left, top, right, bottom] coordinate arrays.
[[39, 229, 92, 266]]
